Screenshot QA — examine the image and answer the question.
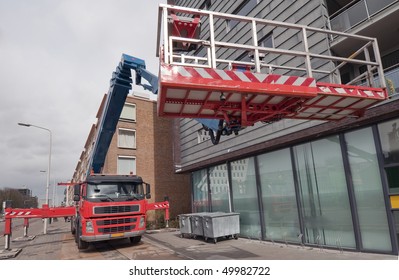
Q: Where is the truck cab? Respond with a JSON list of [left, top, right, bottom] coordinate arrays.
[[72, 174, 150, 249]]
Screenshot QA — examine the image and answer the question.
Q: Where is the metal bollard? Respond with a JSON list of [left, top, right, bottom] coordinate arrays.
[[23, 218, 29, 237], [4, 216, 12, 250], [4, 234, 11, 251]]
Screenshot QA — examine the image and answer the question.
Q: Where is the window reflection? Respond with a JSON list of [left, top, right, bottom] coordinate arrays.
[[378, 119, 399, 165], [293, 136, 356, 248], [192, 169, 209, 212], [345, 127, 392, 251], [258, 149, 300, 243], [209, 164, 230, 212], [231, 157, 261, 239]]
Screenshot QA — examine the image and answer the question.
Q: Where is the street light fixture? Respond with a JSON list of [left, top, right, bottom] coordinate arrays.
[[18, 122, 52, 234]]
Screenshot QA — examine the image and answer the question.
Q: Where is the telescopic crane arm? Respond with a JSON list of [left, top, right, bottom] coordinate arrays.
[[89, 54, 159, 174]]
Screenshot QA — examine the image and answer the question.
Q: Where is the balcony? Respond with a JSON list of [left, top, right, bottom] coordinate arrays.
[[328, 1, 399, 61], [329, 0, 398, 32], [384, 66, 399, 96]]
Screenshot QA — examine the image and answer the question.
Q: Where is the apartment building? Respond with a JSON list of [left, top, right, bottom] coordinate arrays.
[[170, 0, 399, 254]]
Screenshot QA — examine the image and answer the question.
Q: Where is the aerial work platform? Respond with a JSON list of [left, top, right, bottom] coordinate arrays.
[[158, 64, 386, 126], [156, 4, 387, 135]]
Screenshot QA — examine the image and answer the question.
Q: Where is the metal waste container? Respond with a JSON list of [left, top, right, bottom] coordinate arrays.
[[190, 214, 205, 239], [178, 214, 194, 238], [202, 212, 240, 243], [178, 212, 208, 238]]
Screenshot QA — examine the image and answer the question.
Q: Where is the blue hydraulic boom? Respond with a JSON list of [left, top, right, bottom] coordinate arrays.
[[90, 53, 235, 174], [89, 54, 158, 174]]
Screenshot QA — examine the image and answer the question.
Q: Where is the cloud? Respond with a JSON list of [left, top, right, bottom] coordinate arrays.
[[0, 0, 166, 200]]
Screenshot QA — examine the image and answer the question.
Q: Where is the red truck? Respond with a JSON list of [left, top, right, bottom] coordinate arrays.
[[70, 174, 168, 249]]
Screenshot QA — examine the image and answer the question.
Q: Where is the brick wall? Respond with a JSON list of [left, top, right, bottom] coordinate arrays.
[[102, 94, 191, 220]]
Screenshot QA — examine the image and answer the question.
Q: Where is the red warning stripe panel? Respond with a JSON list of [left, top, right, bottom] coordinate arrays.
[[159, 64, 318, 96], [4, 206, 76, 219], [5, 211, 34, 217], [158, 64, 388, 125], [146, 201, 170, 211], [317, 82, 387, 100], [158, 64, 318, 121], [290, 83, 387, 121]]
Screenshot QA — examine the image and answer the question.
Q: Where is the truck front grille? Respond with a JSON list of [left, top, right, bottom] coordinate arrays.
[[96, 218, 137, 226], [98, 225, 135, 233], [93, 205, 140, 214]]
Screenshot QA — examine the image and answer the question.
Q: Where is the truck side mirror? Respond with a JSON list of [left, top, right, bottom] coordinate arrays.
[[73, 184, 80, 201], [145, 183, 151, 199]]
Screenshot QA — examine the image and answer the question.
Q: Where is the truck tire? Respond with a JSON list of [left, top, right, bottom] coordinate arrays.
[[129, 236, 142, 244], [76, 222, 89, 250], [74, 220, 79, 244], [71, 217, 76, 235]]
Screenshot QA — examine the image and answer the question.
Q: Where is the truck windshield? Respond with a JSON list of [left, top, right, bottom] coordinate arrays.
[[86, 183, 144, 202]]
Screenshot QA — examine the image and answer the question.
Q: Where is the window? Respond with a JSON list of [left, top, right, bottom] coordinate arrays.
[[197, 128, 210, 143], [226, 0, 259, 33], [293, 136, 356, 248], [231, 157, 261, 239], [120, 103, 136, 122], [345, 127, 392, 252], [234, 32, 274, 68], [209, 164, 230, 212], [258, 148, 300, 243], [118, 128, 136, 149], [199, 0, 211, 10], [378, 118, 399, 195], [117, 156, 136, 175], [259, 33, 274, 48], [192, 169, 209, 212], [378, 118, 399, 166]]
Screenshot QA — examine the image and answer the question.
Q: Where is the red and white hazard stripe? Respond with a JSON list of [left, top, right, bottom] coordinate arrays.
[[5, 211, 33, 217], [161, 64, 316, 87], [152, 202, 169, 209], [317, 82, 386, 100]]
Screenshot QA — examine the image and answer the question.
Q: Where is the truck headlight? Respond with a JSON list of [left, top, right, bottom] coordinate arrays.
[[139, 216, 145, 228], [86, 220, 94, 233]]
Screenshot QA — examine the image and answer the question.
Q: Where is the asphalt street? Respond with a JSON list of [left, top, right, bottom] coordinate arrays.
[[0, 218, 398, 260]]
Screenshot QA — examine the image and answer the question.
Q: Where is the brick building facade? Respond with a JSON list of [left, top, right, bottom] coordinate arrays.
[[70, 93, 191, 220]]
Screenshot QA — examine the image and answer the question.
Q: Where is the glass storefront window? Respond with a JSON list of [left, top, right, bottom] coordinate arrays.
[[345, 127, 392, 252], [293, 136, 356, 248], [386, 166, 399, 194], [378, 119, 399, 165], [209, 164, 230, 212], [378, 118, 399, 195], [258, 148, 300, 243], [192, 169, 209, 213], [231, 157, 261, 239]]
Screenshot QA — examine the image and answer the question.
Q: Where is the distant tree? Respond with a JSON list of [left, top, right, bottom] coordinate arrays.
[[0, 188, 38, 210]]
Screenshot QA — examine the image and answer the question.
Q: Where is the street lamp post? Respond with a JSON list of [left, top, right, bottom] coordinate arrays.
[[18, 122, 52, 234]]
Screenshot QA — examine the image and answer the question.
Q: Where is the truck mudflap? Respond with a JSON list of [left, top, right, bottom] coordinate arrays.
[[80, 229, 146, 242]]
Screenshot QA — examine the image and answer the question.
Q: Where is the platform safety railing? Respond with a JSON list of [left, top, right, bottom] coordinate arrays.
[[157, 3, 386, 90]]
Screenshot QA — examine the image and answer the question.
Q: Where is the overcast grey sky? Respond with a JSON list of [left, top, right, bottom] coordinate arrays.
[[0, 0, 166, 203]]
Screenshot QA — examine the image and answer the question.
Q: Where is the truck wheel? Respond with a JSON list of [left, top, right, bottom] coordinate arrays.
[[74, 221, 79, 243], [77, 223, 89, 250], [129, 236, 142, 244], [71, 218, 76, 235]]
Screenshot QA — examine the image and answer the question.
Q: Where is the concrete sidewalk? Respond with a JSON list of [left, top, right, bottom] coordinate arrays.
[[143, 228, 399, 260], [1, 219, 398, 260]]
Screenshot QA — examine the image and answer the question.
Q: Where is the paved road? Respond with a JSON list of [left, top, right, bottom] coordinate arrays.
[[0, 218, 398, 260], [0, 219, 398, 260], [0, 218, 397, 280]]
